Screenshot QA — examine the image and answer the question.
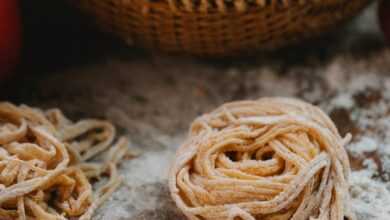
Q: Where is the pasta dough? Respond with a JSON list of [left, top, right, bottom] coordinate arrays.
[[169, 97, 355, 220]]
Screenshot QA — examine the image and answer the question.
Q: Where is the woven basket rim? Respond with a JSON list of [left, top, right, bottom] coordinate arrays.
[[134, 0, 350, 13], [75, 0, 371, 56]]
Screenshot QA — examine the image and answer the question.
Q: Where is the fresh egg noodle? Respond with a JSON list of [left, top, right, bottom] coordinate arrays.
[[0, 103, 133, 220], [169, 97, 355, 220]]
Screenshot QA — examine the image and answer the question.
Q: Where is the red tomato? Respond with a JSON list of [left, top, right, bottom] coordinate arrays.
[[0, 0, 21, 78], [379, 0, 390, 42]]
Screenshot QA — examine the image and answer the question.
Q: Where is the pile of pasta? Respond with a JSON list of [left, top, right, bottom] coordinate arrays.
[[0, 102, 131, 220], [169, 97, 355, 220]]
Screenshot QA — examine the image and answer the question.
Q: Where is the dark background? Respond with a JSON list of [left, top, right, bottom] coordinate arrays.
[[19, 0, 129, 74]]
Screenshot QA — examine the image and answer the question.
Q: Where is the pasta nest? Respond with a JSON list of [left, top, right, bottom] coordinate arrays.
[[0, 103, 133, 220], [169, 97, 355, 220]]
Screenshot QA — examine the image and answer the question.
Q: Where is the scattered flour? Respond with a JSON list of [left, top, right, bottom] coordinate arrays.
[[350, 160, 390, 220], [95, 149, 177, 219], [347, 137, 378, 157], [330, 93, 355, 109], [324, 66, 390, 220], [122, 150, 174, 186], [346, 111, 390, 220]]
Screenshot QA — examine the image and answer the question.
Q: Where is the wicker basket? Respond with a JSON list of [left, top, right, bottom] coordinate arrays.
[[73, 0, 372, 56]]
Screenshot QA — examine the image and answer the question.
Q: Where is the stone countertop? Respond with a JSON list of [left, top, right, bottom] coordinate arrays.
[[2, 3, 390, 220]]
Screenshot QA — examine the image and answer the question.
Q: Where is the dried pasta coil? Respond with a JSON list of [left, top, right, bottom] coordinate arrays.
[[169, 97, 355, 220]]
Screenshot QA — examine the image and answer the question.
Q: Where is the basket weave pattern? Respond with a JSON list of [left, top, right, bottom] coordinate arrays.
[[74, 0, 371, 56]]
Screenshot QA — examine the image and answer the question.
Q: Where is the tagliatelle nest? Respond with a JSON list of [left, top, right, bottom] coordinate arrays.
[[169, 97, 355, 220], [0, 102, 135, 220]]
